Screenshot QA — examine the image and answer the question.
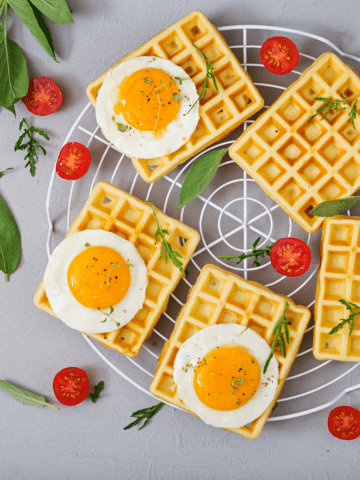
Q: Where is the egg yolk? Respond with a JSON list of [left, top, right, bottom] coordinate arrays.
[[67, 246, 131, 310], [193, 345, 261, 411], [114, 68, 180, 131]]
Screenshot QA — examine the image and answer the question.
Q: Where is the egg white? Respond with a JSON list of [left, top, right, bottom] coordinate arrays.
[[44, 230, 148, 334], [173, 324, 279, 429], [95, 56, 200, 159]]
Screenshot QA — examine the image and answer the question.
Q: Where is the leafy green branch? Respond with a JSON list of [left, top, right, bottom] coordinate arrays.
[[14, 117, 49, 176], [221, 237, 275, 267], [309, 95, 358, 129], [263, 301, 290, 374], [0, 167, 12, 178], [124, 402, 164, 430], [329, 299, 360, 336]]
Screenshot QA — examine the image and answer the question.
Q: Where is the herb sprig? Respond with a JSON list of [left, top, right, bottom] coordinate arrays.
[[0, 380, 59, 410], [124, 401, 164, 430], [112, 116, 126, 132], [309, 95, 358, 129], [221, 237, 275, 267], [0, 195, 21, 282], [14, 118, 49, 176], [0, 167, 12, 178], [329, 299, 360, 336], [187, 43, 218, 114], [263, 301, 290, 374], [90, 381, 104, 403], [146, 201, 187, 275], [100, 306, 121, 328]]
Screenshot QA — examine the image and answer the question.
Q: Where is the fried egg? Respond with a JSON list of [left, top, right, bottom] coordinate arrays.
[[173, 324, 279, 429], [44, 230, 148, 334], [95, 56, 200, 159]]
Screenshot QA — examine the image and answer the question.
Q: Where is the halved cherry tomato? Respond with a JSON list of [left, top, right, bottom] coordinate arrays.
[[53, 367, 89, 406], [22, 77, 63, 116], [328, 406, 360, 440], [56, 142, 91, 180], [260, 36, 299, 75], [270, 237, 311, 277]]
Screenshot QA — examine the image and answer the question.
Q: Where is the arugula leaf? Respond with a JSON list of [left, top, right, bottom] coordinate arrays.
[[221, 237, 275, 267], [0, 380, 59, 409], [0, 195, 21, 282], [0, 20, 29, 108], [178, 149, 228, 208], [310, 196, 360, 217], [124, 402, 164, 430], [90, 381, 104, 403], [29, 0, 73, 23], [14, 117, 49, 176], [7, 0, 56, 61], [263, 301, 290, 374], [0, 167, 12, 178]]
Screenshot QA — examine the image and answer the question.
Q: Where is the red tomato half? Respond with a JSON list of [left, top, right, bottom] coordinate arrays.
[[53, 367, 89, 406], [22, 77, 63, 116], [328, 406, 360, 440], [270, 237, 311, 277], [56, 142, 91, 180], [260, 36, 299, 75]]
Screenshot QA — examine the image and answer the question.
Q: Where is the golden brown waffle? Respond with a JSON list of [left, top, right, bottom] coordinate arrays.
[[86, 11, 264, 183], [150, 264, 311, 439], [33, 181, 200, 358], [229, 52, 360, 233], [314, 216, 360, 362]]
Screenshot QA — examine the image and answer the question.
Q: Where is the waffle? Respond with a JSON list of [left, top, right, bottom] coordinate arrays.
[[229, 52, 360, 234], [314, 216, 360, 362], [86, 10, 264, 183], [33, 181, 200, 358], [150, 264, 311, 439]]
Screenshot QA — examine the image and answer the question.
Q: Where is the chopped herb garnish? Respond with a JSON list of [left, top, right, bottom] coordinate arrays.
[[111, 116, 126, 132], [124, 402, 164, 430], [272, 402, 278, 411], [234, 378, 245, 385], [146, 201, 188, 275], [329, 299, 360, 336], [173, 92, 180, 103], [90, 381, 104, 403], [221, 237, 275, 267], [309, 94, 357, 129], [263, 301, 290, 374], [100, 306, 120, 327], [143, 77, 153, 84], [14, 118, 49, 177], [85, 243, 91, 247]]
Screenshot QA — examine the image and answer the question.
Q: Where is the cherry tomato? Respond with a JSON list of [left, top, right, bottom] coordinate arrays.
[[270, 237, 311, 277], [56, 142, 91, 180], [22, 77, 63, 116], [328, 406, 360, 440], [260, 36, 299, 75], [53, 367, 89, 406]]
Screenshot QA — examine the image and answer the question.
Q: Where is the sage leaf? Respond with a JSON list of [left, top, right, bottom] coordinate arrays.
[[7, 0, 56, 61], [0, 23, 29, 107], [178, 148, 228, 208], [28, 0, 73, 23], [0, 380, 59, 410], [310, 196, 360, 217], [0, 195, 21, 282]]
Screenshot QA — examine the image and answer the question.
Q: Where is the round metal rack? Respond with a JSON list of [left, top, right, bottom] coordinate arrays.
[[45, 25, 360, 422]]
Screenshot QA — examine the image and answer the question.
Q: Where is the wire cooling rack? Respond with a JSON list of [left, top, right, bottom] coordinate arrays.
[[45, 25, 360, 423]]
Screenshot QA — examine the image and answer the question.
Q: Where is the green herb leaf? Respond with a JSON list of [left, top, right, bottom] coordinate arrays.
[[310, 196, 360, 217], [7, 0, 56, 61], [124, 402, 163, 430], [329, 299, 360, 336], [0, 195, 21, 282], [221, 236, 275, 267], [14, 117, 49, 176], [272, 402, 278, 411], [117, 123, 126, 132], [263, 301, 290, 374], [143, 77, 152, 84], [85, 242, 91, 247], [146, 201, 187, 275], [0, 21, 29, 108], [178, 149, 228, 208], [172, 92, 180, 103], [90, 381, 104, 403], [0, 380, 59, 409], [349, 99, 358, 129], [234, 378, 245, 385], [0, 167, 13, 178], [28, 0, 73, 23]]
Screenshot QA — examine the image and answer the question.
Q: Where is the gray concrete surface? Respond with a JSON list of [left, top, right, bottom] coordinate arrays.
[[2, 0, 360, 479]]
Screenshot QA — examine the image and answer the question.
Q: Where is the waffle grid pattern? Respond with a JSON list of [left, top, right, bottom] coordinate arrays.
[[150, 264, 310, 439], [229, 52, 360, 233], [34, 181, 200, 358], [86, 10, 264, 183], [314, 216, 360, 362]]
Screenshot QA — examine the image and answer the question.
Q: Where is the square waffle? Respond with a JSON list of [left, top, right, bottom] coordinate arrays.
[[229, 52, 360, 234], [150, 264, 311, 439], [314, 215, 360, 362], [86, 10, 264, 183], [33, 181, 200, 358]]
